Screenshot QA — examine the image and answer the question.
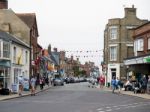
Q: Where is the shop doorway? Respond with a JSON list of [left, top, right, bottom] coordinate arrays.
[[111, 68, 116, 79], [0, 67, 10, 88]]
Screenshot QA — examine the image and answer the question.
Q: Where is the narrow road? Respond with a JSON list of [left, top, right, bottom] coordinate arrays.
[[0, 82, 150, 112]]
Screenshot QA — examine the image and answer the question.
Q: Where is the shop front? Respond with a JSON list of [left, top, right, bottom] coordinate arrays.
[[0, 60, 11, 89], [124, 55, 150, 82], [107, 63, 120, 85]]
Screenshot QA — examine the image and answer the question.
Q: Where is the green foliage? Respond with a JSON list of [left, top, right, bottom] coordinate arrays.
[[72, 66, 86, 77]]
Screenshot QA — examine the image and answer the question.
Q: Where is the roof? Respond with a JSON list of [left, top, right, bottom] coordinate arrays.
[[16, 13, 39, 36], [16, 13, 36, 28], [0, 30, 30, 49], [132, 21, 150, 30], [37, 43, 43, 49], [51, 52, 60, 66]]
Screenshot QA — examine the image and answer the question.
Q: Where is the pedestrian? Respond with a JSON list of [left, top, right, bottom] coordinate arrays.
[[45, 77, 49, 86], [116, 77, 121, 93], [147, 75, 150, 94], [39, 77, 44, 90], [18, 76, 24, 96], [30, 76, 36, 96], [111, 76, 116, 93], [140, 75, 147, 93], [99, 75, 105, 88]]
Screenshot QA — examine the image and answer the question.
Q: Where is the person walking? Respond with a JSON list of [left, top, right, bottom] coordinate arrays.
[[39, 77, 44, 90], [140, 75, 147, 93], [18, 76, 24, 96], [111, 76, 116, 93], [45, 77, 49, 86], [99, 75, 105, 89], [116, 77, 121, 93], [30, 76, 36, 96], [147, 75, 150, 94]]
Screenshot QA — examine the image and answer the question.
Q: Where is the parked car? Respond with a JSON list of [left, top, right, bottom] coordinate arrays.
[[88, 77, 97, 85], [64, 77, 70, 84], [53, 78, 64, 86]]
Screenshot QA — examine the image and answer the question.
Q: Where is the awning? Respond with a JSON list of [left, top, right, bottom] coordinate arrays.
[[124, 55, 150, 65], [0, 60, 11, 67]]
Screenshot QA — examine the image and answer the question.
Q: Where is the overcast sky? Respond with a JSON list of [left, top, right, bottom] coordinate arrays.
[[9, 0, 150, 67]]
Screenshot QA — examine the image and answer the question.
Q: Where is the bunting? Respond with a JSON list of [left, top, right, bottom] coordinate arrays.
[[65, 49, 103, 53]]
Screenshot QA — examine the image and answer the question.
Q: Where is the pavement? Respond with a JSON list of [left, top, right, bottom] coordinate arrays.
[[0, 84, 150, 101], [0, 85, 52, 101], [91, 84, 150, 100]]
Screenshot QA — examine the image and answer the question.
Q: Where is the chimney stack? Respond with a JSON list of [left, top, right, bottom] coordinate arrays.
[[124, 5, 136, 18], [0, 0, 8, 9], [53, 47, 57, 52]]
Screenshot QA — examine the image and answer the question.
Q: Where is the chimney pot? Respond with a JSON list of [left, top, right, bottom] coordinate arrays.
[[0, 0, 8, 9]]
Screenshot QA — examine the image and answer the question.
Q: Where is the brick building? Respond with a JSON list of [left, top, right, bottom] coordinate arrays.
[[0, 0, 40, 77], [16, 13, 39, 77], [124, 21, 150, 81], [103, 6, 148, 84]]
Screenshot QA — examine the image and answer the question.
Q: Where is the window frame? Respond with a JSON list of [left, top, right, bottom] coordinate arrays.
[[3, 41, 10, 59], [148, 37, 150, 50], [109, 45, 117, 61], [136, 38, 144, 51], [109, 26, 118, 40]]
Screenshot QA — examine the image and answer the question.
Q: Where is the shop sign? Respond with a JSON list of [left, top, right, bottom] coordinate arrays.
[[144, 57, 150, 63]]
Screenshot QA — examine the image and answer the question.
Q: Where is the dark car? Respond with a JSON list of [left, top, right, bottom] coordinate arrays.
[[64, 77, 70, 84], [53, 78, 64, 86]]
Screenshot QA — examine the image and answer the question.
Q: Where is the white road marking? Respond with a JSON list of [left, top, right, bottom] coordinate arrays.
[[106, 109, 112, 111], [115, 108, 120, 110], [96, 102, 150, 112], [97, 108, 103, 110]]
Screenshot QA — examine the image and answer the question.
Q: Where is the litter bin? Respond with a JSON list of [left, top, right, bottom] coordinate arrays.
[[107, 82, 110, 87], [0, 88, 10, 95]]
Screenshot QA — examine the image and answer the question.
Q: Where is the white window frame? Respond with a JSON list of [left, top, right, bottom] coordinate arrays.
[[109, 26, 118, 40], [109, 45, 117, 61], [148, 38, 150, 50], [137, 38, 144, 51], [3, 41, 10, 59]]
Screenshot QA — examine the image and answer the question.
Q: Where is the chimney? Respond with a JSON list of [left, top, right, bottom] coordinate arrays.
[[124, 5, 136, 18], [53, 47, 57, 52], [71, 55, 73, 61], [0, 0, 8, 9], [48, 44, 51, 54]]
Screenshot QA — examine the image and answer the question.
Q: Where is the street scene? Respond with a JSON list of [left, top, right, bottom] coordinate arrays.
[[0, 82, 150, 112], [0, 0, 150, 112]]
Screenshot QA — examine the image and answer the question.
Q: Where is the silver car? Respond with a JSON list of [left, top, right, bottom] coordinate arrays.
[[53, 78, 64, 86]]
